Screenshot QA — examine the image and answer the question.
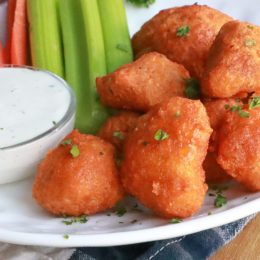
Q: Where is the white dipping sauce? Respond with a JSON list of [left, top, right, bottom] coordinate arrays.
[[0, 67, 75, 184], [0, 68, 71, 148]]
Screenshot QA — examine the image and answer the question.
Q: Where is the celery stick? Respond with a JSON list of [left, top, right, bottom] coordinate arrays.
[[59, 0, 89, 132], [60, 0, 109, 133], [27, 0, 64, 77], [97, 0, 133, 73], [78, 0, 109, 133]]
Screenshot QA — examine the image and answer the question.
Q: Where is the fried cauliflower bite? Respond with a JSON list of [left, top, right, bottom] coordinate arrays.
[[132, 5, 232, 79], [202, 21, 260, 98], [96, 52, 190, 112], [203, 98, 241, 183], [217, 107, 260, 191], [98, 111, 140, 152], [121, 97, 212, 218], [33, 130, 124, 216]]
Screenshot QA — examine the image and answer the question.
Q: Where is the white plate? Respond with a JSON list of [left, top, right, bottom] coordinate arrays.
[[0, 0, 260, 248]]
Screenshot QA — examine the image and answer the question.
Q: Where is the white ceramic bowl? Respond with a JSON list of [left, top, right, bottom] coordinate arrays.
[[0, 67, 76, 184]]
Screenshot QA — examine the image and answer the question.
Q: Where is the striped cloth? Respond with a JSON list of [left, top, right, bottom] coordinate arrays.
[[69, 215, 255, 260]]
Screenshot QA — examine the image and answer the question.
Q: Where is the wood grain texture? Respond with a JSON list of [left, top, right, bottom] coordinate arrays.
[[211, 214, 260, 260]]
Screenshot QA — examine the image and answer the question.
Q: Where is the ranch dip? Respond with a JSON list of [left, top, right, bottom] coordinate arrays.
[[0, 67, 71, 148]]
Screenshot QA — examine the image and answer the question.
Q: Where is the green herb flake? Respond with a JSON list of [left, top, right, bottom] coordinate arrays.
[[176, 25, 190, 37], [247, 25, 254, 30], [154, 129, 169, 141], [238, 110, 250, 118], [185, 78, 201, 99], [62, 215, 88, 225], [249, 96, 260, 110], [115, 206, 127, 217], [126, 0, 156, 8], [244, 39, 256, 47], [52, 121, 57, 125], [224, 104, 230, 110], [227, 105, 250, 118], [116, 43, 129, 53], [63, 234, 69, 239], [62, 219, 74, 225], [61, 139, 72, 146], [214, 194, 227, 208], [170, 218, 183, 224], [113, 131, 125, 140], [70, 144, 80, 158], [174, 111, 181, 118]]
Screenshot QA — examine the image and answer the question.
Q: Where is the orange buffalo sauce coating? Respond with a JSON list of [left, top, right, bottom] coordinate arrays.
[[202, 21, 260, 98], [217, 107, 260, 191], [203, 98, 241, 183], [98, 111, 140, 152], [33, 130, 124, 216], [96, 52, 189, 112], [121, 97, 212, 218], [132, 5, 232, 79]]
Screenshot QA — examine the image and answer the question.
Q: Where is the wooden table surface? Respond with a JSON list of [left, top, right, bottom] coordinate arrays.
[[211, 214, 260, 260]]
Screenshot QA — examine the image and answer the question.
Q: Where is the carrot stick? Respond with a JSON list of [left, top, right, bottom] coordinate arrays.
[[10, 0, 28, 65], [0, 42, 6, 66], [6, 0, 17, 63]]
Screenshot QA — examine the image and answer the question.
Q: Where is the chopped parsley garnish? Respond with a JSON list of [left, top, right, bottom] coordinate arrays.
[[174, 111, 181, 118], [209, 185, 228, 208], [70, 144, 80, 158], [113, 131, 125, 140], [247, 25, 254, 30], [237, 109, 250, 118], [170, 218, 183, 224], [185, 78, 200, 99], [63, 234, 69, 239], [244, 39, 256, 47], [61, 139, 72, 146], [249, 96, 260, 110], [126, 0, 156, 8], [154, 129, 169, 141], [113, 201, 127, 217], [224, 104, 230, 110], [52, 121, 57, 125], [176, 25, 190, 37], [115, 206, 127, 217], [226, 104, 249, 118], [214, 194, 227, 208], [61, 139, 80, 158], [62, 215, 88, 225], [116, 43, 129, 53]]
